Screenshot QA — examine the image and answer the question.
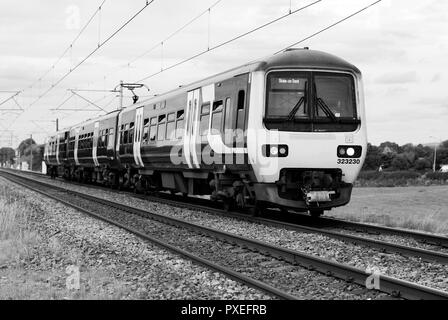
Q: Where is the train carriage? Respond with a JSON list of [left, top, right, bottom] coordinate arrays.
[[43, 130, 69, 176], [63, 111, 120, 183], [45, 48, 367, 216]]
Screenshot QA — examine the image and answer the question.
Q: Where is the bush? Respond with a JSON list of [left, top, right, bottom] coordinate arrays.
[[357, 171, 420, 181], [425, 172, 448, 180], [356, 170, 425, 187]]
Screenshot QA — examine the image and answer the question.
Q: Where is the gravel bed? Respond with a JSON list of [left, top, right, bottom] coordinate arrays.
[[10, 172, 448, 293], [27, 180, 386, 300], [324, 227, 448, 255], [0, 176, 271, 299]]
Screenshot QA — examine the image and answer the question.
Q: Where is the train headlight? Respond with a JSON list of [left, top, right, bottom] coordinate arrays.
[[263, 144, 288, 157], [337, 145, 362, 158], [346, 147, 355, 156], [279, 146, 287, 156]]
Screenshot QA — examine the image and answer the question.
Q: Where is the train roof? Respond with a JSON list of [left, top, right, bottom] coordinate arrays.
[[122, 49, 361, 113], [51, 49, 361, 135], [255, 48, 361, 74], [66, 109, 121, 133]]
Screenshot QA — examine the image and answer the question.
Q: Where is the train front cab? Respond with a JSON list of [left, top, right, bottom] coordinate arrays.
[[247, 51, 367, 216]]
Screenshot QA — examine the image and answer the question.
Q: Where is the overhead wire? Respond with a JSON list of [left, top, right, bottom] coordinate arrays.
[[135, 0, 383, 83], [27, 0, 156, 109], [275, 0, 383, 54], [5, 0, 384, 136], [25, 0, 107, 92], [135, 0, 322, 82], [96, 0, 225, 85]]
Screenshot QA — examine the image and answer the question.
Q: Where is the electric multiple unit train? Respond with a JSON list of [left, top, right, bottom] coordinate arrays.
[[44, 48, 367, 216]]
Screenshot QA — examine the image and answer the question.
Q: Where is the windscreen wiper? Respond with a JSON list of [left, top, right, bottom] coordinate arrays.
[[316, 97, 337, 122], [287, 81, 307, 121], [287, 96, 305, 120]]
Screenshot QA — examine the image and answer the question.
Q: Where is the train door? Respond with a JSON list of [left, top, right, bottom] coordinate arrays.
[[56, 134, 60, 165], [63, 131, 69, 161], [92, 121, 100, 167], [223, 74, 249, 148], [133, 106, 144, 167], [185, 88, 201, 169], [44, 138, 49, 163], [74, 127, 80, 166]]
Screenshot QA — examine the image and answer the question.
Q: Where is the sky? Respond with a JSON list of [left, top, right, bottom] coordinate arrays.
[[0, 0, 447, 147]]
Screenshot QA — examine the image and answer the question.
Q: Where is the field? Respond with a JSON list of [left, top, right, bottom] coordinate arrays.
[[0, 183, 134, 299], [329, 185, 448, 235]]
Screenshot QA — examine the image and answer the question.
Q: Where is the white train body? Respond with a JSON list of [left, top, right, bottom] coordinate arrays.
[[45, 49, 367, 216]]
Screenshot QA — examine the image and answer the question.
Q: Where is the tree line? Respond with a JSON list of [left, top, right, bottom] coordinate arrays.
[[0, 138, 44, 171], [362, 140, 448, 171]]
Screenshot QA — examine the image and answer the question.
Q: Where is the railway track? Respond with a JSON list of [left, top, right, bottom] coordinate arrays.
[[4, 168, 448, 264], [1, 169, 448, 300]]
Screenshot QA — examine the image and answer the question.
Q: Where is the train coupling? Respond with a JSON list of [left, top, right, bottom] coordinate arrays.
[[305, 190, 335, 204]]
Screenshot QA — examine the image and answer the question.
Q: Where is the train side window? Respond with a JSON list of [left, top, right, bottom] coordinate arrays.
[[200, 102, 210, 136], [103, 129, 107, 144], [149, 117, 157, 142], [166, 112, 176, 140], [236, 90, 246, 130], [129, 122, 134, 144], [143, 118, 149, 126], [142, 126, 149, 143], [237, 90, 245, 110], [102, 130, 106, 147], [224, 97, 231, 128], [105, 132, 109, 147], [157, 114, 166, 141], [175, 110, 185, 139], [211, 100, 223, 131], [119, 125, 124, 144], [123, 124, 129, 144]]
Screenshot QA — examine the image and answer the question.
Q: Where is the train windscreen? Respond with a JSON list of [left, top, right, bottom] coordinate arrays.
[[265, 71, 359, 132]]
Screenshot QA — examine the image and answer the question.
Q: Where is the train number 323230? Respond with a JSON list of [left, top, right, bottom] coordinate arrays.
[[337, 158, 361, 164]]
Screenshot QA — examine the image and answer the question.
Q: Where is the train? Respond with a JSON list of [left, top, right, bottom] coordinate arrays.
[[44, 48, 367, 217]]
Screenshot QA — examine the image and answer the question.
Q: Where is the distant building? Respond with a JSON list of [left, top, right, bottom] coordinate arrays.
[[440, 165, 448, 173]]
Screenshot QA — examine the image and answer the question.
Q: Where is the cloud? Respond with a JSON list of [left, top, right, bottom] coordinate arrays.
[[375, 71, 418, 84]]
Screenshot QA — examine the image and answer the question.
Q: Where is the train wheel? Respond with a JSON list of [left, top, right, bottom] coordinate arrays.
[[222, 199, 236, 212], [309, 209, 324, 218], [249, 201, 265, 217]]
